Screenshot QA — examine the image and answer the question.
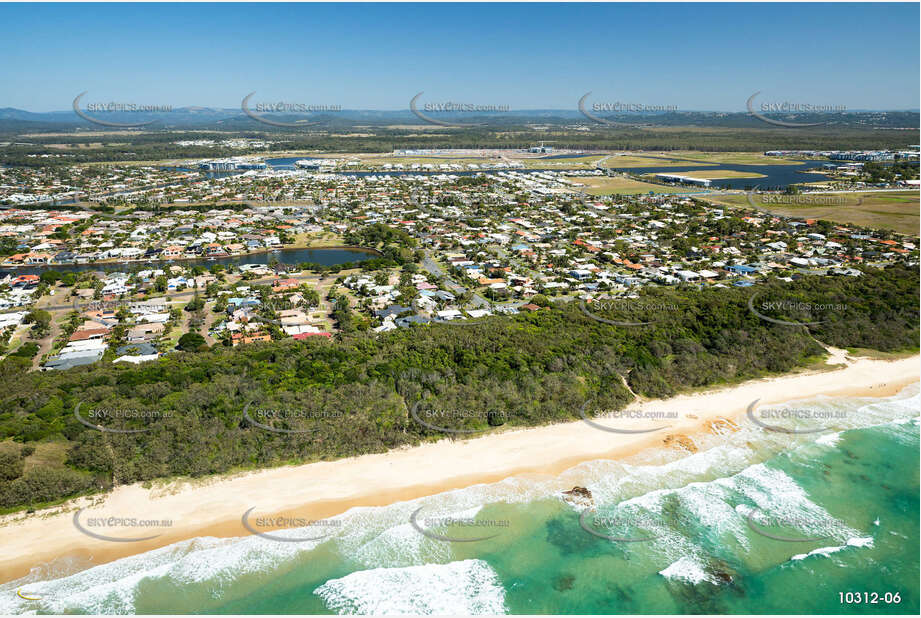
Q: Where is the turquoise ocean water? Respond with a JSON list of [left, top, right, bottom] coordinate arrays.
[[2, 384, 918, 615]]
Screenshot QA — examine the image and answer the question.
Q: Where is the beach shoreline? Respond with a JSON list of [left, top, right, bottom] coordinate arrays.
[[1, 352, 918, 584]]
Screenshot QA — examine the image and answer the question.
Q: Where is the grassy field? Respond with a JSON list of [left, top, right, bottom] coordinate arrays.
[[521, 156, 608, 169], [659, 151, 803, 166], [603, 151, 804, 168], [565, 175, 698, 195], [292, 231, 346, 248], [602, 154, 711, 168], [705, 190, 920, 234], [643, 169, 766, 180]]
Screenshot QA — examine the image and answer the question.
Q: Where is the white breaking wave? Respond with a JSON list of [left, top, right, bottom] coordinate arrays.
[[0, 530, 329, 614], [814, 432, 842, 447], [659, 556, 718, 585], [314, 559, 507, 615], [790, 536, 874, 562]]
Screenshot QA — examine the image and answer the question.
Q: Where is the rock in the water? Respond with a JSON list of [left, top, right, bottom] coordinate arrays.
[[561, 486, 595, 509]]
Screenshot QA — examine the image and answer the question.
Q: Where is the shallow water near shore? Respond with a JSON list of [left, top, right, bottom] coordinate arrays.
[[2, 384, 918, 615]]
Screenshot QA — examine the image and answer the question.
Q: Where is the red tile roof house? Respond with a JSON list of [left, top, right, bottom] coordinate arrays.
[[26, 252, 52, 264], [10, 274, 40, 287], [293, 332, 332, 340], [272, 278, 301, 292], [3, 253, 27, 265], [231, 331, 273, 346], [204, 243, 229, 256], [69, 327, 111, 342]]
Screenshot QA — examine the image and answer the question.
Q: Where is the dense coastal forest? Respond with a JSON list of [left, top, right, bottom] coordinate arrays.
[[0, 265, 917, 511]]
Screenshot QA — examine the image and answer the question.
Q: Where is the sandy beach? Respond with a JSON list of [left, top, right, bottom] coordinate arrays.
[[1, 352, 918, 584]]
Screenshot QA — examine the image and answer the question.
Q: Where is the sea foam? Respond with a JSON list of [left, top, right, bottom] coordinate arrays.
[[314, 559, 507, 615]]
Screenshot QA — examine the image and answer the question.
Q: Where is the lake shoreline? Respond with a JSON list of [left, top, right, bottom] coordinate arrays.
[[0, 245, 382, 273]]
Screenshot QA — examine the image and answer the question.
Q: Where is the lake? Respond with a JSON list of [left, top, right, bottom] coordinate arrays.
[[611, 159, 834, 190], [0, 247, 377, 275], [263, 157, 841, 189]]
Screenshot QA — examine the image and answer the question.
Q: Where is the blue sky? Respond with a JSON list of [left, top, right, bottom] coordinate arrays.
[[1, 2, 918, 112]]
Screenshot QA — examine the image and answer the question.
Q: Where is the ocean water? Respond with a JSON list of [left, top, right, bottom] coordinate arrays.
[[2, 384, 918, 615]]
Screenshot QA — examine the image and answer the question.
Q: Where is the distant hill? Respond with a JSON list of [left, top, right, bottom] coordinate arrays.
[[0, 106, 917, 132]]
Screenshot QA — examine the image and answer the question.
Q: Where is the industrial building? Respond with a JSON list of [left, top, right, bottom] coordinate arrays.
[[655, 173, 712, 187]]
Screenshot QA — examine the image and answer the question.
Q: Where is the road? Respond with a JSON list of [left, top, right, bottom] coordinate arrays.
[[421, 251, 489, 309], [1, 272, 330, 316]]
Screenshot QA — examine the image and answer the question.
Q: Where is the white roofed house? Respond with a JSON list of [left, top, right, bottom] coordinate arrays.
[[0, 311, 27, 331], [130, 298, 169, 314], [414, 295, 437, 312], [283, 324, 322, 336], [102, 280, 133, 295]]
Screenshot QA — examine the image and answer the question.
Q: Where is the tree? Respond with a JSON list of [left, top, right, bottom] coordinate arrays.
[[39, 270, 63, 285], [177, 332, 206, 352], [25, 310, 52, 337], [185, 292, 205, 312], [299, 287, 320, 308]]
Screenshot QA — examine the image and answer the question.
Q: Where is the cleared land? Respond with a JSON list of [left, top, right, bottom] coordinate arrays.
[[659, 151, 803, 166], [705, 190, 920, 234], [603, 154, 711, 168]]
